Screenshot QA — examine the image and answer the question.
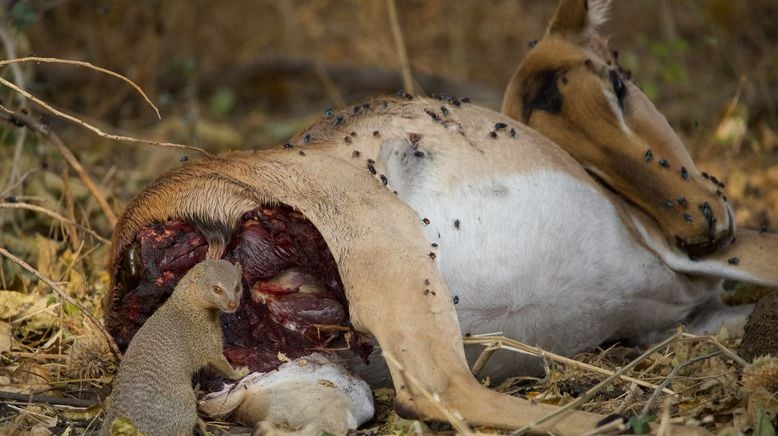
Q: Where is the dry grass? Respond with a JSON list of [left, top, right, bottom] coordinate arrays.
[[1, 1, 777, 434]]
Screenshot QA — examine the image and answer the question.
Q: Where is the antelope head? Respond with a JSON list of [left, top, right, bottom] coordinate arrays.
[[503, 0, 733, 257]]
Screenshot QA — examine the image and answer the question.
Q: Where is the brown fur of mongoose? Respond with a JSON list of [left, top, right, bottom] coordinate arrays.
[[102, 259, 248, 436]]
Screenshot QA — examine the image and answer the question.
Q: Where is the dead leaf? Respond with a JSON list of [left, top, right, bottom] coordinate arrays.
[[11, 360, 53, 394], [0, 290, 36, 319], [110, 416, 146, 436], [34, 234, 61, 282], [0, 320, 12, 353]]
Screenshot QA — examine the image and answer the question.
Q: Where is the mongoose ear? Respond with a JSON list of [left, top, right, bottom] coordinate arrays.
[[234, 262, 243, 276], [546, 0, 611, 43]]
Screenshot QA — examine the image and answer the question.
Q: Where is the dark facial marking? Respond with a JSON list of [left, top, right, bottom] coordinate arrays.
[[521, 69, 564, 123], [609, 70, 627, 107]]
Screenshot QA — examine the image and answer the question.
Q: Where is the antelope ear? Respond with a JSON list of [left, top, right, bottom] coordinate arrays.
[[546, 0, 611, 41]]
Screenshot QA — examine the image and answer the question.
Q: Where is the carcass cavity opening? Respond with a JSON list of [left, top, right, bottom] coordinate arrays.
[[106, 205, 372, 382]]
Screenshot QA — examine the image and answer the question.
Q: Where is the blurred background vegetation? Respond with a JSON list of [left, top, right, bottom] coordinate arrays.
[[0, 1, 777, 433], [1, 0, 777, 229], [0, 0, 776, 294]]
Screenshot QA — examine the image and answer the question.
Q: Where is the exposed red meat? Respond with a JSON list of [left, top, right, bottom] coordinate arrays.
[[106, 205, 371, 387]]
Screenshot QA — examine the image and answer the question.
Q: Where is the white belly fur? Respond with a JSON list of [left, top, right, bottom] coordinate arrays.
[[397, 168, 721, 379]]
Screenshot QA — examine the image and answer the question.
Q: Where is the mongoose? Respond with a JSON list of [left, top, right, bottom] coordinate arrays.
[[103, 259, 249, 436]]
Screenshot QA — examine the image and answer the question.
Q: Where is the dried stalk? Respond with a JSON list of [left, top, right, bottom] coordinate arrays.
[[680, 332, 747, 366], [0, 56, 160, 119], [0, 26, 28, 194], [0, 76, 208, 156], [0, 201, 110, 243], [511, 331, 684, 435], [0, 390, 98, 408], [0, 104, 119, 227], [464, 335, 674, 395], [0, 247, 122, 361], [385, 0, 414, 93], [639, 351, 721, 418]]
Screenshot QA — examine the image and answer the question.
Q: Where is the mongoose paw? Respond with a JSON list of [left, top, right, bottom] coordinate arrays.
[[231, 366, 251, 379]]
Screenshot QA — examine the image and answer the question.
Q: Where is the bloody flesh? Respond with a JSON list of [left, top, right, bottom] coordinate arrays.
[[106, 205, 371, 379]]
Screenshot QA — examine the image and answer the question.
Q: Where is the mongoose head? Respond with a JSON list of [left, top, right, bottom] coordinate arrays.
[[183, 259, 244, 314]]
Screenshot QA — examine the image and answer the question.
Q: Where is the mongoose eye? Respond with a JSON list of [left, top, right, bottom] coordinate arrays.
[[212, 286, 224, 295]]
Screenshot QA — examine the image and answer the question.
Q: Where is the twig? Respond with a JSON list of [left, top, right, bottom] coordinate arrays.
[[385, 0, 414, 93], [471, 342, 500, 375], [0, 26, 28, 194], [511, 331, 684, 435], [312, 59, 346, 109], [0, 75, 209, 155], [3, 352, 69, 360], [655, 397, 673, 436], [0, 390, 98, 408], [464, 335, 675, 395], [382, 351, 474, 436], [580, 417, 627, 436], [0, 104, 119, 226], [0, 247, 123, 361], [680, 332, 747, 366], [639, 351, 721, 418], [0, 56, 160, 119], [61, 168, 82, 249], [614, 382, 640, 415], [0, 202, 110, 243]]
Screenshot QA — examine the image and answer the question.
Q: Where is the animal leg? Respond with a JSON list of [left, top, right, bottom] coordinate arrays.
[[324, 187, 606, 432]]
